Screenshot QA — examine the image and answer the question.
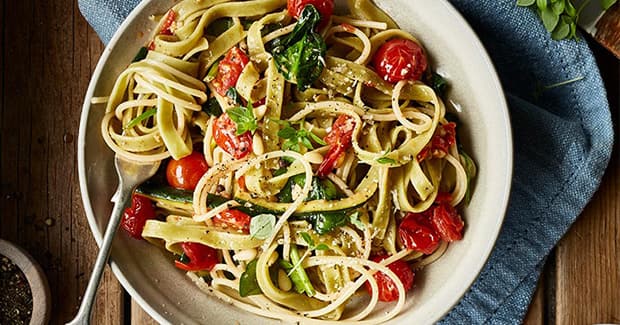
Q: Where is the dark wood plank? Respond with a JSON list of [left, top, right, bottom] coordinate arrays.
[[131, 299, 158, 325], [554, 41, 620, 324], [595, 2, 620, 59], [0, 1, 123, 323], [523, 280, 545, 325]]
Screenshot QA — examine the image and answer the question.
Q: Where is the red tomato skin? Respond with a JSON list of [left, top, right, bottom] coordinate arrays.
[[212, 113, 253, 159], [417, 122, 457, 161], [174, 242, 219, 271], [364, 255, 414, 302], [212, 47, 250, 96], [213, 209, 251, 233], [121, 194, 156, 239], [399, 212, 441, 255], [317, 115, 355, 177], [430, 203, 464, 242], [159, 10, 176, 35], [287, 0, 335, 28], [166, 152, 209, 191], [373, 39, 427, 83]]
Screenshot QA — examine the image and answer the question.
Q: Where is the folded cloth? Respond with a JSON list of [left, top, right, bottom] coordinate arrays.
[[78, 0, 614, 323]]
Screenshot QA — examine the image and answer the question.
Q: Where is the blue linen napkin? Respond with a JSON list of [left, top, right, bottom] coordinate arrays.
[[78, 0, 615, 323]]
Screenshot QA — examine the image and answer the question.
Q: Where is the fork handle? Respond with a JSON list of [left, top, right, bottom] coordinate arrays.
[[66, 182, 133, 325]]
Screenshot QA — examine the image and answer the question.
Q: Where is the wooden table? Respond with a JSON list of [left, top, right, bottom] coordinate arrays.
[[0, 1, 617, 324]]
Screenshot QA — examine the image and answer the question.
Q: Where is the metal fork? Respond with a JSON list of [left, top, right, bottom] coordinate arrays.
[[67, 156, 160, 325]]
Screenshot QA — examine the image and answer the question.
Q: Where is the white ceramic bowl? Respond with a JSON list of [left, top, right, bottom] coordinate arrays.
[[78, 1, 512, 323]]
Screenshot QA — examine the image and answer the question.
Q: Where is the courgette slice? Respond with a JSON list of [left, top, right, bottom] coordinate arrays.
[[234, 166, 379, 214], [136, 166, 378, 234], [136, 182, 193, 215]]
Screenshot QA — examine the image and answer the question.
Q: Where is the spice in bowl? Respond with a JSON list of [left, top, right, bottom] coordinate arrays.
[[1, 254, 33, 325]]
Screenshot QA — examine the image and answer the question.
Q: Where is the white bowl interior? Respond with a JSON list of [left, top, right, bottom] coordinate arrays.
[[78, 0, 512, 324]]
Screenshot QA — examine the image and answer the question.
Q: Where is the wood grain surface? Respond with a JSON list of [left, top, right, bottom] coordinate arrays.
[[0, 1, 618, 324], [596, 3, 620, 59]]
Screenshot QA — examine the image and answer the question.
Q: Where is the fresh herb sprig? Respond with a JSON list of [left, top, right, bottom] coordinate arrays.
[[249, 213, 276, 240], [279, 232, 328, 297], [516, 0, 618, 40], [228, 102, 258, 135], [276, 120, 326, 152]]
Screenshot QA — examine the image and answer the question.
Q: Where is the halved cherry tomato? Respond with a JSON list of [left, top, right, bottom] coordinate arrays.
[[211, 47, 250, 96], [213, 113, 253, 159], [237, 175, 247, 191], [317, 115, 355, 177], [213, 209, 251, 233], [121, 194, 156, 239], [166, 151, 209, 191], [174, 242, 219, 271], [159, 9, 176, 36], [372, 39, 427, 83], [417, 122, 457, 161], [287, 0, 335, 29], [365, 255, 414, 302], [430, 202, 464, 242], [398, 211, 441, 255]]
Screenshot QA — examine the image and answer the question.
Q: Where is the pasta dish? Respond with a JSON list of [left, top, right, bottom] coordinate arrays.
[[97, 0, 476, 323]]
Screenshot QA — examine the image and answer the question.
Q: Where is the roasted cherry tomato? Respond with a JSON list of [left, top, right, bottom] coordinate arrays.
[[121, 194, 156, 239], [213, 209, 251, 233], [317, 115, 356, 177], [213, 113, 253, 159], [398, 211, 441, 255], [159, 9, 177, 35], [237, 175, 247, 191], [287, 0, 335, 28], [417, 122, 456, 161], [174, 242, 219, 272], [430, 202, 464, 242], [211, 47, 250, 96], [166, 151, 209, 191], [372, 39, 427, 83], [365, 255, 415, 302]]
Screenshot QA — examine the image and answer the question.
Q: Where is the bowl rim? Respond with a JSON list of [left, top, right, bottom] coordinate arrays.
[[77, 0, 513, 323]]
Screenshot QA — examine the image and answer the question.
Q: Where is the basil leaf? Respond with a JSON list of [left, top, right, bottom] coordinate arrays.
[[277, 126, 298, 139], [540, 6, 559, 32], [376, 157, 396, 164], [516, 0, 536, 5], [602, 0, 618, 10], [300, 232, 314, 247], [551, 19, 570, 40], [315, 244, 329, 251], [227, 103, 258, 135], [239, 259, 262, 297], [250, 214, 276, 240]]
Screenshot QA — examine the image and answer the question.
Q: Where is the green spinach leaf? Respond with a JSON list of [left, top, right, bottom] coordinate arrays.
[[239, 259, 262, 297], [269, 5, 326, 90]]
